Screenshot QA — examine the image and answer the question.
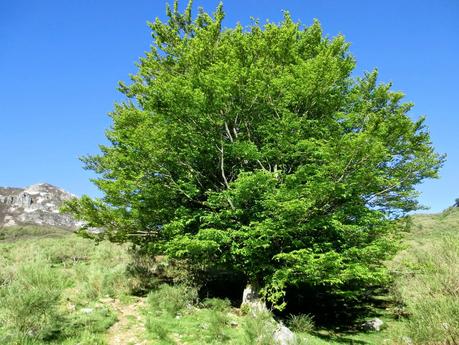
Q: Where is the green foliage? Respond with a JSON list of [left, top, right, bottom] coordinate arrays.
[[65, 1, 444, 308], [147, 284, 198, 317], [202, 297, 232, 311], [287, 314, 315, 333]]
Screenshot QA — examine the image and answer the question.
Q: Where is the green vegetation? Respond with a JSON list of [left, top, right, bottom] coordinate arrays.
[[1, 209, 458, 344], [1, 4, 453, 344], [390, 207, 459, 344], [64, 0, 443, 310], [0, 226, 129, 344], [144, 284, 294, 345], [287, 314, 315, 333]]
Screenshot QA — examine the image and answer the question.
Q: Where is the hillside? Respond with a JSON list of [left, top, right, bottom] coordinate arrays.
[[0, 209, 458, 344], [388, 207, 459, 344], [0, 183, 80, 230]]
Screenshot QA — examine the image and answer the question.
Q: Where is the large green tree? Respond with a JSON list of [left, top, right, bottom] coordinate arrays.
[[65, 1, 444, 308]]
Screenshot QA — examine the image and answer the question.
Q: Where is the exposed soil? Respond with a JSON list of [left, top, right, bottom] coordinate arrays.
[[105, 297, 149, 345]]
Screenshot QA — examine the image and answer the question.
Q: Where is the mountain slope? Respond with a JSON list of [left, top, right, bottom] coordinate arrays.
[[0, 183, 81, 230]]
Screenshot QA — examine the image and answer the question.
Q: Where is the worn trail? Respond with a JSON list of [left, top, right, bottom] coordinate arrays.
[[105, 297, 149, 345]]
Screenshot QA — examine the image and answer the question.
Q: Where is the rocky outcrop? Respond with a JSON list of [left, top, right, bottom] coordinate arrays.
[[0, 183, 82, 230]]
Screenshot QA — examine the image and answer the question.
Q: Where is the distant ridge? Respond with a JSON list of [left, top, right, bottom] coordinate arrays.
[[0, 183, 81, 230]]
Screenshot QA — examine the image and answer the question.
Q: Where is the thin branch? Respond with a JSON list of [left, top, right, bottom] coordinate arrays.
[[217, 142, 235, 210], [224, 121, 234, 142], [233, 113, 239, 138], [217, 143, 230, 189], [365, 171, 415, 203], [257, 159, 267, 171]]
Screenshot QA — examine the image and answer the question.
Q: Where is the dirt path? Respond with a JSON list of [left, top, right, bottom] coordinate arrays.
[[105, 297, 149, 345]]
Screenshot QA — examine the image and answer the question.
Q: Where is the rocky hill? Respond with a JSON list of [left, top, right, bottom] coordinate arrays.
[[0, 183, 81, 230]]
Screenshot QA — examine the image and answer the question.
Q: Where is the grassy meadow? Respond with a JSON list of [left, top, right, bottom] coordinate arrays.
[[0, 208, 458, 344]]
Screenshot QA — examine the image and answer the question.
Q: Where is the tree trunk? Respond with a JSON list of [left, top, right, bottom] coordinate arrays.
[[241, 283, 267, 314]]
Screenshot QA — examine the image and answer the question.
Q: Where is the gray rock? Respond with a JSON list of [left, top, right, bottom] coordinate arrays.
[[362, 317, 384, 331], [0, 183, 83, 230], [273, 324, 297, 345]]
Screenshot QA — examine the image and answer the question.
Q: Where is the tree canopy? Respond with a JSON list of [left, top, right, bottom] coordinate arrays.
[[64, 1, 444, 309]]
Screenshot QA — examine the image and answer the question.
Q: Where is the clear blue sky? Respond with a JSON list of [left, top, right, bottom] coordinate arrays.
[[1, 1, 457, 212]]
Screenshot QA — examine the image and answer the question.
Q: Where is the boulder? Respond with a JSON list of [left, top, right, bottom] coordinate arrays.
[[362, 317, 384, 331], [273, 323, 297, 345]]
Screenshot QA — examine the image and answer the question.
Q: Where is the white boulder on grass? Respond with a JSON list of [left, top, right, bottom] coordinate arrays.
[[273, 323, 297, 345], [362, 317, 384, 331]]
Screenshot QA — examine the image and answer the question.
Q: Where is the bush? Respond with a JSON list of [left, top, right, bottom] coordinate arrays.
[[406, 297, 459, 344], [206, 310, 231, 343], [75, 264, 129, 301], [147, 284, 198, 317], [202, 297, 231, 312], [0, 262, 68, 340], [145, 318, 172, 343], [287, 314, 315, 333], [63, 307, 117, 337]]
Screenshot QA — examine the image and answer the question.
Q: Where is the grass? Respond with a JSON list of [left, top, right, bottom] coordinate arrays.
[[287, 314, 315, 333], [389, 207, 459, 344], [1, 208, 458, 344], [0, 226, 129, 344], [144, 285, 282, 345]]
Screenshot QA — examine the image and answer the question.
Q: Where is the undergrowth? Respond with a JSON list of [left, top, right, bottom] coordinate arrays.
[[1, 209, 458, 345], [0, 227, 128, 344]]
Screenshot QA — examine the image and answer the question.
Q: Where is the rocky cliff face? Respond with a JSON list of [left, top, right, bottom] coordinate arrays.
[[0, 183, 82, 230]]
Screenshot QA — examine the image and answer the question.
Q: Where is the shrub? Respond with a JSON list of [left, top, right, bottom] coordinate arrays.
[[287, 314, 315, 333], [202, 297, 231, 312], [206, 310, 231, 343], [147, 284, 198, 317], [0, 231, 125, 344], [75, 264, 129, 301], [145, 318, 172, 343], [62, 307, 117, 337], [0, 262, 68, 340]]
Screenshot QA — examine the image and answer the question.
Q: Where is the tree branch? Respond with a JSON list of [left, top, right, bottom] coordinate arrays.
[[217, 142, 235, 210], [224, 121, 234, 142]]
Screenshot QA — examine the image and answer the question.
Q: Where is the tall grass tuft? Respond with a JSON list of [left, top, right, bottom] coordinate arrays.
[[287, 314, 315, 333]]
